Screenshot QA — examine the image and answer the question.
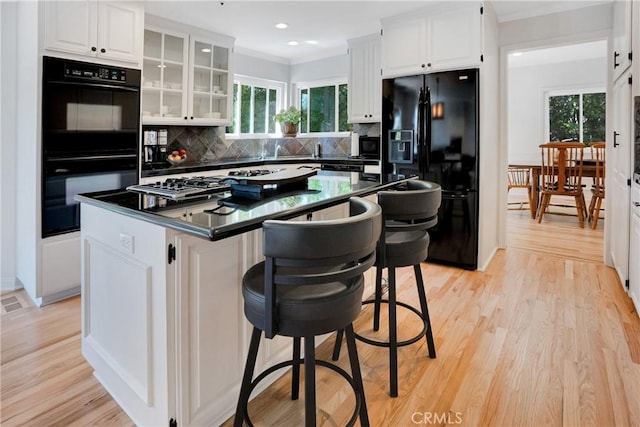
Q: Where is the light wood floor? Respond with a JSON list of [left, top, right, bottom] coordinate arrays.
[[2, 208, 638, 426]]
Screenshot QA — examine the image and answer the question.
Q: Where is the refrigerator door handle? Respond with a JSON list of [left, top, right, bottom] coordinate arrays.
[[417, 87, 425, 174], [424, 86, 432, 173]]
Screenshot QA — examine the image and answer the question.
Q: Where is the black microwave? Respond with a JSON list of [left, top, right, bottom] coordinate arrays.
[[359, 136, 380, 159]]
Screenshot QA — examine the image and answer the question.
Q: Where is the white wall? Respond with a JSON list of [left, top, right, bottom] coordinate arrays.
[[290, 54, 347, 83], [507, 56, 607, 165], [234, 51, 290, 83], [1, 2, 18, 291]]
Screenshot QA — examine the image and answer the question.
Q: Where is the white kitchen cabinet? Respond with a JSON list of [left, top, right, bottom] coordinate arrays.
[[142, 16, 234, 126], [141, 27, 189, 123], [44, 1, 143, 66], [381, 2, 482, 78], [348, 34, 381, 123], [612, 0, 633, 82], [629, 185, 640, 315]]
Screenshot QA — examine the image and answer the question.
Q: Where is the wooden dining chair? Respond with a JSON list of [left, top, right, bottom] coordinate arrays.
[[507, 167, 532, 210], [588, 142, 605, 229], [537, 142, 587, 227]]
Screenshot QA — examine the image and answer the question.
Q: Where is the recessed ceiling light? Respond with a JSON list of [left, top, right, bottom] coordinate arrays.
[[512, 52, 523, 56], [288, 41, 299, 46], [201, 48, 212, 53], [157, 64, 166, 68], [275, 23, 288, 29], [305, 40, 318, 45]]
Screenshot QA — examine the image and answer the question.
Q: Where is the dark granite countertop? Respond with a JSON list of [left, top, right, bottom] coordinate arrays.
[[140, 156, 380, 178], [76, 171, 411, 241]]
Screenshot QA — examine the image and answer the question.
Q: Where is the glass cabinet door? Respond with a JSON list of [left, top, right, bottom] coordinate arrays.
[[142, 29, 188, 122], [189, 38, 230, 122]]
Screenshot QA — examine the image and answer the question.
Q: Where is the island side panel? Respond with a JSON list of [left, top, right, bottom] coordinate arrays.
[[80, 203, 176, 426]]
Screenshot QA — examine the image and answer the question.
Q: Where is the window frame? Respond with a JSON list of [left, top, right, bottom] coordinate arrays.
[[294, 78, 350, 137], [544, 85, 606, 143], [226, 74, 287, 139]]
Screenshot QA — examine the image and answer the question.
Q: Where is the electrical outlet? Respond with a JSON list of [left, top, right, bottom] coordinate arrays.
[[119, 233, 134, 253]]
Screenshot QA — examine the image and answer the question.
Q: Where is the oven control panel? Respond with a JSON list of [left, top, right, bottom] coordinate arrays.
[[65, 64, 126, 81]]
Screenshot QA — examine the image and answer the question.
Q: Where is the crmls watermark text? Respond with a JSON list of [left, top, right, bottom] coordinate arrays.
[[411, 412, 463, 424]]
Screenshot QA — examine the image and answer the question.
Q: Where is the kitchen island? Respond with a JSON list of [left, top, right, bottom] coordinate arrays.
[[76, 171, 411, 426]]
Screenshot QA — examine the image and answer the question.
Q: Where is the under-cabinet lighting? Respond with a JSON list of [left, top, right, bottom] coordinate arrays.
[[276, 23, 288, 29], [288, 41, 299, 46]]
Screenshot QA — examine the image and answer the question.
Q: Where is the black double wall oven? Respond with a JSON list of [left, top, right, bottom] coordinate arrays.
[[42, 56, 141, 237]]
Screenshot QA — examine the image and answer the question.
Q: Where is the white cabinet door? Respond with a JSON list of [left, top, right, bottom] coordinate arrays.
[[141, 27, 190, 123], [629, 209, 640, 315], [97, 1, 144, 64], [45, 1, 97, 57], [381, 16, 427, 78], [612, 0, 633, 82], [609, 72, 632, 288], [175, 233, 246, 426], [348, 35, 381, 123], [381, 3, 482, 78], [45, 1, 143, 65], [428, 5, 481, 72], [187, 36, 233, 125]]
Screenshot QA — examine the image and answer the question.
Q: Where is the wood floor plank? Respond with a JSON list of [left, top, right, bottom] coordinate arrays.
[[1, 208, 638, 426]]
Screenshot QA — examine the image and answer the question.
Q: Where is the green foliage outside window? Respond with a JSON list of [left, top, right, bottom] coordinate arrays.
[[299, 83, 348, 133], [549, 92, 605, 144]]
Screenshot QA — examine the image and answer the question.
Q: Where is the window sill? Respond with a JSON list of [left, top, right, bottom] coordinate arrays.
[[225, 132, 351, 140]]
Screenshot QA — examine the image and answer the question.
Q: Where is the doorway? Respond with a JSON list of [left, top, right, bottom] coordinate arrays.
[[504, 40, 607, 261]]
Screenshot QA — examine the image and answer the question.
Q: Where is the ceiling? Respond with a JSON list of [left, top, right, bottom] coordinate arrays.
[[143, 0, 612, 64], [508, 40, 607, 68]]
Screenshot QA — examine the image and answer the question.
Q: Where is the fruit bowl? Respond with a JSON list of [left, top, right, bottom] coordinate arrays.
[[167, 154, 187, 166]]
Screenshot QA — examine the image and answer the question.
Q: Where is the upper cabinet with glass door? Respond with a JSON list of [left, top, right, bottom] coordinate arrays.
[[188, 37, 232, 124], [141, 16, 234, 126], [141, 27, 189, 124]]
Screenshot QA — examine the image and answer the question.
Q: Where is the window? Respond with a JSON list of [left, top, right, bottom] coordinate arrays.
[[546, 89, 606, 143], [227, 75, 285, 135], [297, 80, 349, 134]]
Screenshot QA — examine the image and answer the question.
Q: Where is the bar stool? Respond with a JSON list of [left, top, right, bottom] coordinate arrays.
[[234, 197, 382, 427], [333, 180, 442, 397]]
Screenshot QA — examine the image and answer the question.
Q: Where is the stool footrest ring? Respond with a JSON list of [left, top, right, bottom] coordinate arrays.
[[355, 299, 428, 348], [240, 358, 361, 427]]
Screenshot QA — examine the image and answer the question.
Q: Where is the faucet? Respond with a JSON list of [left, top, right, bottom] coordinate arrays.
[[274, 144, 281, 159]]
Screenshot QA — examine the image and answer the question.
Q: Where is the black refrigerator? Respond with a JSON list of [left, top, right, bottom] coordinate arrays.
[[382, 69, 479, 270]]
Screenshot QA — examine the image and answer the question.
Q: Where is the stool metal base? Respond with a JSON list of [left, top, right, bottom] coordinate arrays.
[[235, 325, 369, 427], [333, 264, 436, 397]]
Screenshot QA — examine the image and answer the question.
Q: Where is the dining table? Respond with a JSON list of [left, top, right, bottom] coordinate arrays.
[[508, 162, 599, 219]]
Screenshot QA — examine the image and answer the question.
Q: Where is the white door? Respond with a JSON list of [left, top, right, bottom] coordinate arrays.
[[97, 1, 143, 64], [609, 72, 632, 287]]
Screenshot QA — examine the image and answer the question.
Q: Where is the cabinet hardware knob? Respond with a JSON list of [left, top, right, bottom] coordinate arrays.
[[184, 116, 188, 120], [100, 48, 106, 53], [190, 116, 194, 120], [634, 202, 640, 207], [427, 63, 432, 67], [421, 63, 426, 68], [91, 46, 97, 52]]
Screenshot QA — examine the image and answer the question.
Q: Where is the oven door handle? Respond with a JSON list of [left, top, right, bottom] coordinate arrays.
[[46, 80, 140, 92], [48, 154, 137, 162]]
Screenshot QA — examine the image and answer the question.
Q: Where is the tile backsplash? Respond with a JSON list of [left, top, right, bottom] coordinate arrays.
[[142, 126, 355, 167]]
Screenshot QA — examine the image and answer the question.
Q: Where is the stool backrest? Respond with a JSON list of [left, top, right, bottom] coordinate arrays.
[[261, 197, 382, 337], [377, 180, 442, 229]]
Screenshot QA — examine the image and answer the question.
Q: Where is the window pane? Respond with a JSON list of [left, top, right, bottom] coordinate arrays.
[[582, 92, 606, 143], [268, 88, 277, 133], [310, 86, 335, 132], [240, 84, 251, 133], [253, 86, 266, 133], [338, 83, 348, 132], [549, 95, 579, 141], [300, 89, 309, 133]]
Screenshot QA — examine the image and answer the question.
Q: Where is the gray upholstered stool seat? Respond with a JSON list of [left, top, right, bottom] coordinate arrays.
[[234, 197, 381, 427], [333, 180, 442, 398]]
